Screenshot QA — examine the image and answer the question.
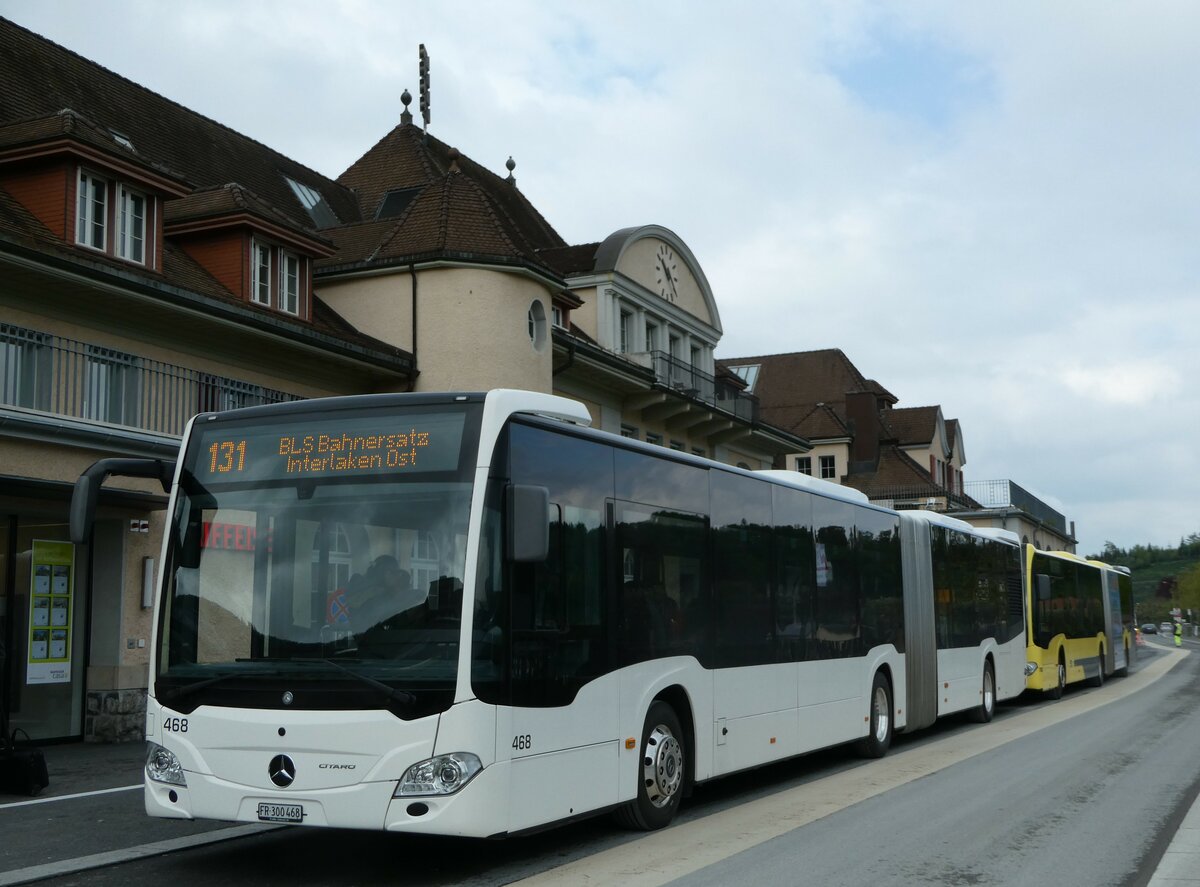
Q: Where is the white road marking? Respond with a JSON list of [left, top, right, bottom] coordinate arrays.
[[0, 824, 283, 887], [0, 783, 141, 810], [517, 649, 1188, 886]]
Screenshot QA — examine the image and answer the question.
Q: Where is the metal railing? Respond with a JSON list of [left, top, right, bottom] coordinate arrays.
[[637, 350, 758, 423], [1, 322, 304, 439], [861, 484, 982, 513], [963, 479, 1068, 534]]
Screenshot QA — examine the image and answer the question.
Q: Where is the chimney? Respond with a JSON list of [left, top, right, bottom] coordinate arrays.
[[844, 391, 880, 473]]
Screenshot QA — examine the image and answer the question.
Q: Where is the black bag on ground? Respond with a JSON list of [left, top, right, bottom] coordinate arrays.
[[0, 730, 49, 797]]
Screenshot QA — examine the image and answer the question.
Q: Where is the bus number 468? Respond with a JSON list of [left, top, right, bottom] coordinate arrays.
[[512, 734, 532, 751]]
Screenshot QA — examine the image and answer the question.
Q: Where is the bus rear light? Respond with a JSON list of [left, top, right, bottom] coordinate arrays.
[[395, 752, 482, 797]]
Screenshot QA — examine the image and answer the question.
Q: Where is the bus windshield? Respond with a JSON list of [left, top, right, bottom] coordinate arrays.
[[156, 402, 481, 719]]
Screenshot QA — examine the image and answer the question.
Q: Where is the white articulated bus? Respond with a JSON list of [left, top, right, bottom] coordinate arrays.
[[70, 389, 1025, 837]]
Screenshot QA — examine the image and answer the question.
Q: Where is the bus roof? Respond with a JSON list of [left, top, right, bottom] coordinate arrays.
[[753, 470, 870, 504]]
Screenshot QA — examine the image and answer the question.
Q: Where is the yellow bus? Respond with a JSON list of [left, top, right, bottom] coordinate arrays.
[[1023, 547, 1131, 697]]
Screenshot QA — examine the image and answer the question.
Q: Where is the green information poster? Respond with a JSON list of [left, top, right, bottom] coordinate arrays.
[[27, 539, 74, 685]]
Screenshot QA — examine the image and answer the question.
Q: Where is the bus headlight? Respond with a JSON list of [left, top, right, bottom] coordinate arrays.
[[146, 743, 187, 786], [1024, 661, 1038, 676], [395, 753, 482, 797]]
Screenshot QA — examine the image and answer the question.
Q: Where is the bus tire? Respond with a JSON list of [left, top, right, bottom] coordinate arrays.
[[854, 671, 893, 759], [1088, 646, 1105, 688], [969, 660, 996, 724], [1047, 655, 1065, 700], [614, 700, 685, 831]]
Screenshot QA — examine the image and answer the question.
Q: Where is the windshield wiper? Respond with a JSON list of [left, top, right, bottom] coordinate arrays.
[[302, 657, 417, 705], [157, 669, 285, 706]]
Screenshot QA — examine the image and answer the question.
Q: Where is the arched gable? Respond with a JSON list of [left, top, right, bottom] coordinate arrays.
[[592, 225, 722, 335]]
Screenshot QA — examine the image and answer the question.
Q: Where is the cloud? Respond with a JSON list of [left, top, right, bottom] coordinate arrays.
[[3, 0, 1196, 556]]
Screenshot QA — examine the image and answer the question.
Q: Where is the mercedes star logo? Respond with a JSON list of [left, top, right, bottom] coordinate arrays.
[[269, 754, 296, 788]]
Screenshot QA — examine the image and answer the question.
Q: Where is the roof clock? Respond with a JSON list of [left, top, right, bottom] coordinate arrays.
[[655, 244, 679, 303]]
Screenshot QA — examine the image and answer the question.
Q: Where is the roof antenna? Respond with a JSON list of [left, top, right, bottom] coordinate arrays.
[[419, 44, 431, 143], [505, 156, 516, 184], [400, 89, 413, 126]]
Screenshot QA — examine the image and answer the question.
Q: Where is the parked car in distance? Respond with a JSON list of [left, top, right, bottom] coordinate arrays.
[[1161, 621, 1175, 635], [1142, 623, 1157, 634]]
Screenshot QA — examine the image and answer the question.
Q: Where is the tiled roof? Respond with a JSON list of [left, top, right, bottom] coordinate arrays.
[[717, 349, 873, 416], [330, 125, 567, 273], [0, 16, 359, 230], [0, 109, 187, 187], [842, 446, 939, 493], [886, 406, 940, 446], [165, 183, 333, 250], [538, 242, 601, 276]]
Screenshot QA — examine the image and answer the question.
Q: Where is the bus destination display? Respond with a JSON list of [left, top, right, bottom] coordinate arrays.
[[190, 411, 467, 483]]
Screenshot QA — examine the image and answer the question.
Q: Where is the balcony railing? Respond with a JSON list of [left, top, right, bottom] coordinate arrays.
[[632, 350, 757, 423], [859, 484, 982, 513], [963, 479, 1067, 534], [1, 322, 304, 440]]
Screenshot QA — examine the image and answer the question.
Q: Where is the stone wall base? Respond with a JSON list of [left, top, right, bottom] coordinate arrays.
[[84, 688, 147, 743]]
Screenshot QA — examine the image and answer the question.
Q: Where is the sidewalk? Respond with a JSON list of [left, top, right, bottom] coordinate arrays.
[[1151, 801, 1200, 886]]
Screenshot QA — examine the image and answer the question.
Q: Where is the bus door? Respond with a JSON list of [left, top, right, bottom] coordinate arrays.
[[491, 426, 619, 833]]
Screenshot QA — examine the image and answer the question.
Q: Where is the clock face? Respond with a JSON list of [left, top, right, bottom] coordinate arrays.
[[655, 245, 679, 303]]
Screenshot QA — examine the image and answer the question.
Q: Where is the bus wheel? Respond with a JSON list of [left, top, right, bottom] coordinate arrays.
[[970, 661, 996, 724], [614, 700, 685, 831], [1088, 646, 1105, 688], [855, 672, 893, 759], [1047, 656, 1066, 700]]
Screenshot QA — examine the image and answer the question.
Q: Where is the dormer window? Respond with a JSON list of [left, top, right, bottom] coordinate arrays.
[[251, 237, 305, 316], [118, 185, 146, 263], [75, 167, 155, 268], [76, 170, 107, 251]]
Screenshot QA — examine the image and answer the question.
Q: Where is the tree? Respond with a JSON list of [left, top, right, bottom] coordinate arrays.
[[1179, 563, 1200, 612]]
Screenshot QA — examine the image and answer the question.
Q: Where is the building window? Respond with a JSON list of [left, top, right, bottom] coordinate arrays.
[[551, 305, 564, 328], [645, 432, 663, 447], [252, 240, 272, 306], [280, 252, 301, 315], [251, 240, 306, 315], [620, 424, 638, 439], [645, 322, 658, 353], [619, 310, 632, 354], [796, 456, 812, 475], [284, 176, 339, 227], [117, 185, 147, 264], [0, 324, 51, 411], [76, 170, 108, 251], [819, 455, 836, 479], [669, 440, 684, 451], [691, 447, 706, 458], [83, 345, 141, 426], [527, 300, 547, 351]]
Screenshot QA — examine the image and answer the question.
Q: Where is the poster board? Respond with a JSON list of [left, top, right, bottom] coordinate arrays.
[[27, 540, 74, 685]]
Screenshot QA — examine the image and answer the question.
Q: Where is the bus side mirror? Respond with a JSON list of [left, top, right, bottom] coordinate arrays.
[[506, 484, 549, 563], [70, 458, 175, 544], [1035, 574, 1051, 602]]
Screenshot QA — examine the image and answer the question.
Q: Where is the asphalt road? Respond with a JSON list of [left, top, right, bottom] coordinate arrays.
[[1, 638, 1193, 886]]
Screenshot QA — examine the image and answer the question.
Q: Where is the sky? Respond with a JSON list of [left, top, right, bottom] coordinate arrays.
[[3, 0, 1196, 558]]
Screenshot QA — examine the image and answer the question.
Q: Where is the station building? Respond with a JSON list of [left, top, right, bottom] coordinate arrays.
[[0, 17, 804, 742]]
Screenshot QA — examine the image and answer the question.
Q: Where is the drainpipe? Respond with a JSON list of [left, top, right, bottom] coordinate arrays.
[[407, 263, 419, 392]]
